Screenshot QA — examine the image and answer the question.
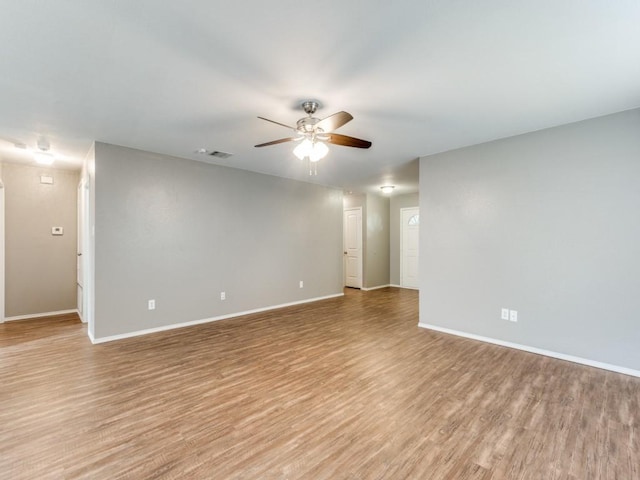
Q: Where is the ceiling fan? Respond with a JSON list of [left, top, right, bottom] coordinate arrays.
[[255, 101, 372, 174]]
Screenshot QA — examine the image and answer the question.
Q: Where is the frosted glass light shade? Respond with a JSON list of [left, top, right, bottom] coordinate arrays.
[[34, 151, 54, 165], [293, 139, 329, 162], [309, 141, 328, 162], [293, 139, 313, 160]]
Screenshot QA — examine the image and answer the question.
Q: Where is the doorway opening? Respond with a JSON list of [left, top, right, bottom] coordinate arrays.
[[343, 207, 363, 289]]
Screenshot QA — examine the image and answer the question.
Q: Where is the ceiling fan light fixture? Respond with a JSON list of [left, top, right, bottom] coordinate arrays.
[[257, 100, 370, 176], [293, 138, 329, 162], [380, 185, 395, 194], [309, 141, 328, 162], [293, 138, 313, 160]]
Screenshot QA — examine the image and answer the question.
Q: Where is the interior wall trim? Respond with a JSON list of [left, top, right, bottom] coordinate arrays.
[[361, 284, 392, 291], [418, 323, 640, 379], [91, 293, 344, 344], [5, 309, 79, 322], [374, 284, 418, 291]]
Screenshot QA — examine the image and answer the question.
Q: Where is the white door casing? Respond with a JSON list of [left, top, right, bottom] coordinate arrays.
[[80, 177, 92, 325], [0, 180, 4, 322], [343, 207, 363, 288], [77, 179, 85, 319], [401, 207, 419, 289]]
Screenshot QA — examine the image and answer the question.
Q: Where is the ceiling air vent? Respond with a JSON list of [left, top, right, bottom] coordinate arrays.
[[195, 148, 233, 159], [208, 150, 233, 159]]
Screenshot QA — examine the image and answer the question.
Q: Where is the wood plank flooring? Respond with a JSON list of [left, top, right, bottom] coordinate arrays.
[[1, 288, 638, 479]]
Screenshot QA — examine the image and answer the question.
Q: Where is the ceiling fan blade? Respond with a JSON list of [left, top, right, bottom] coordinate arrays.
[[327, 133, 372, 149], [315, 111, 353, 132], [255, 137, 298, 147], [257, 116, 296, 130]]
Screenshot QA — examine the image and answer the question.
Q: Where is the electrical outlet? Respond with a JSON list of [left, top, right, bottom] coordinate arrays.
[[501, 308, 509, 320], [299, 280, 304, 288], [148, 299, 155, 310], [220, 292, 226, 301], [509, 310, 518, 322]]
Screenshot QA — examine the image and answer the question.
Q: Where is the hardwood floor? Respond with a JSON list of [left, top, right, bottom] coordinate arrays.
[[1, 288, 638, 479]]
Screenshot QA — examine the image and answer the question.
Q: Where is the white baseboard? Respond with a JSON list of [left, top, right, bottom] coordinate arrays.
[[91, 293, 344, 344], [418, 323, 640, 379], [386, 284, 418, 290], [5, 309, 79, 322], [361, 284, 392, 291]]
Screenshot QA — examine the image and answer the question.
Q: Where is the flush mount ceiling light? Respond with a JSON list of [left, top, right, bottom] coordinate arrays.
[[255, 100, 372, 176], [380, 185, 395, 194], [34, 150, 54, 165], [34, 138, 54, 165]]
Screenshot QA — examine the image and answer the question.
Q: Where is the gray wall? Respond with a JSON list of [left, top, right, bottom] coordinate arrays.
[[3, 163, 78, 317], [343, 193, 366, 211], [419, 108, 640, 371], [390, 193, 419, 286], [365, 194, 390, 288], [94, 143, 343, 339]]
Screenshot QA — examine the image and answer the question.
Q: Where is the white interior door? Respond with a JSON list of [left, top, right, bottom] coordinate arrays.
[[343, 207, 362, 288], [401, 207, 419, 289]]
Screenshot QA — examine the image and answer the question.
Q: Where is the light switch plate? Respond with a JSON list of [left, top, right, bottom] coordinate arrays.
[[52, 227, 63, 235]]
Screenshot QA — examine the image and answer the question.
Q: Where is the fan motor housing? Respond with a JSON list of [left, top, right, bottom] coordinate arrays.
[[301, 101, 320, 115], [297, 116, 320, 133]]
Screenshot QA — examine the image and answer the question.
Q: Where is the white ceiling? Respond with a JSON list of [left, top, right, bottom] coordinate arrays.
[[1, 0, 639, 195]]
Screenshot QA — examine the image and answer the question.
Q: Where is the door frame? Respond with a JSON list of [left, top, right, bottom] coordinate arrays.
[[400, 206, 419, 289], [79, 175, 92, 331], [343, 206, 363, 289], [0, 178, 4, 322], [77, 178, 87, 322]]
